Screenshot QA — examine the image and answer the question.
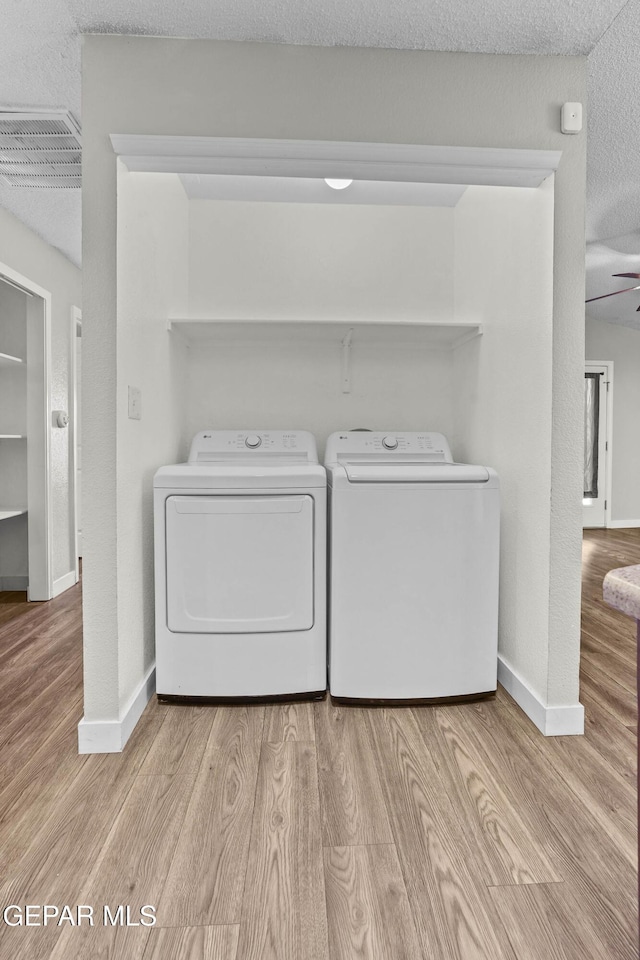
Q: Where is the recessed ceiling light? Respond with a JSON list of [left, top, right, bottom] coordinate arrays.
[[324, 178, 353, 190]]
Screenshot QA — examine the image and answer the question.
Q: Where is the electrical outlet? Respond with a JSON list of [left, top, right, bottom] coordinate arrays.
[[128, 386, 142, 420]]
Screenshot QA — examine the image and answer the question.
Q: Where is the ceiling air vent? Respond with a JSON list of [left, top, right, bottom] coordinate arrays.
[[0, 111, 81, 188]]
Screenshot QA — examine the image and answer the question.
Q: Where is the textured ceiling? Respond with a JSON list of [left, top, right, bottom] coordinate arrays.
[[0, 0, 637, 330], [585, 0, 640, 329]]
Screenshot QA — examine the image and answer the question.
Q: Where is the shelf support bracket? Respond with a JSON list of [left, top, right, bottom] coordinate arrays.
[[341, 328, 354, 394], [166, 319, 191, 348]]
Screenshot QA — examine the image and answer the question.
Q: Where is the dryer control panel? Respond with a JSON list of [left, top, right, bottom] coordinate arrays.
[[188, 430, 319, 463], [324, 431, 453, 464]]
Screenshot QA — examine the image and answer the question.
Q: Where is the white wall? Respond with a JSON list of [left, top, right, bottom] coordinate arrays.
[[453, 181, 560, 703], [0, 205, 81, 586], [189, 201, 454, 322], [185, 339, 454, 458], [585, 318, 640, 525], [114, 169, 189, 712], [186, 200, 455, 451], [82, 35, 586, 743]]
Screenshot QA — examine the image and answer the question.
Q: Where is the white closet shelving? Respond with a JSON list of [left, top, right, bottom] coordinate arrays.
[[0, 335, 27, 531], [0, 352, 24, 367], [0, 509, 27, 522]]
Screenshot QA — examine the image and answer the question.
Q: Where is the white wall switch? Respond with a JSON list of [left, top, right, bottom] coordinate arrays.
[[561, 102, 582, 134], [128, 386, 142, 420]]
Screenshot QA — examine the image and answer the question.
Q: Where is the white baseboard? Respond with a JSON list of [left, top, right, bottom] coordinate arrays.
[[53, 569, 77, 598], [497, 656, 584, 736], [0, 576, 28, 591], [608, 519, 640, 529], [78, 664, 156, 754]]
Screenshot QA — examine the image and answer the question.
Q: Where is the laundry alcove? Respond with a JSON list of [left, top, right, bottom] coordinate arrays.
[[75, 36, 590, 759], [76, 129, 575, 752], [97, 133, 568, 748]]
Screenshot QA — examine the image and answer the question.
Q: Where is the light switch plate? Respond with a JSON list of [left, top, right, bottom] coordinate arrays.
[[128, 386, 142, 420]]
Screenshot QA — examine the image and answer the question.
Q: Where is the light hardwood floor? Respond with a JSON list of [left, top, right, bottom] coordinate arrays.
[[0, 529, 637, 959]]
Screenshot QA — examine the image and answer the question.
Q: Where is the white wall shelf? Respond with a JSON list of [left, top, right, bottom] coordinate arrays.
[[0, 434, 25, 439], [0, 509, 27, 522], [167, 318, 482, 350], [0, 352, 24, 366]]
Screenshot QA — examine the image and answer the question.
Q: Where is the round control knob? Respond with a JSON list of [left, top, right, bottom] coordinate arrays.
[[245, 434, 262, 448], [382, 435, 398, 450]]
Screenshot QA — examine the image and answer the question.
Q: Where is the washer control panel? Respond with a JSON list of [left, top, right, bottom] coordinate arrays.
[[189, 430, 318, 463], [324, 431, 453, 464]]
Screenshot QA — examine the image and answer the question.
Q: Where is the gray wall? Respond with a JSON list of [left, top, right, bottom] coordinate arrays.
[[82, 36, 587, 723]]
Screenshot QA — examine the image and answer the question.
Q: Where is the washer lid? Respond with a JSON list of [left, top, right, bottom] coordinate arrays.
[[342, 462, 490, 483]]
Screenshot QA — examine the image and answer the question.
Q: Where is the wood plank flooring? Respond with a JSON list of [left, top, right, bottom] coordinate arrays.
[[0, 527, 637, 959]]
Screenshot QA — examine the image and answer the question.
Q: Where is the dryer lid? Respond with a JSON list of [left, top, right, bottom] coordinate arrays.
[[342, 462, 490, 483]]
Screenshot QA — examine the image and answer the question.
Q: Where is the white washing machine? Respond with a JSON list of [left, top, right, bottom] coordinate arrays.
[[154, 430, 326, 701], [325, 431, 500, 702]]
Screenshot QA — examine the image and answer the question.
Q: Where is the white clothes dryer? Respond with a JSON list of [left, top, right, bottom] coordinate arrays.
[[325, 431, 500, 703], [154, 430, 326, 701]]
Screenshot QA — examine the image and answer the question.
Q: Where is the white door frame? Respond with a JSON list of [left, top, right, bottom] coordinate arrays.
[[0, 261, 53, 600], [583, 360, 614, 529], [69, 306, 81, 583]]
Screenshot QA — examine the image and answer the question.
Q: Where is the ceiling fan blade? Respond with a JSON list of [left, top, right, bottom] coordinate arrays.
[[612, 273, 640, 279], [586, 283, 640, 303]]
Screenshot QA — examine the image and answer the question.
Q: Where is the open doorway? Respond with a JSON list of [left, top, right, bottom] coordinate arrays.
[[583, 361, 613, 529], [0, 265, 52, 600]]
